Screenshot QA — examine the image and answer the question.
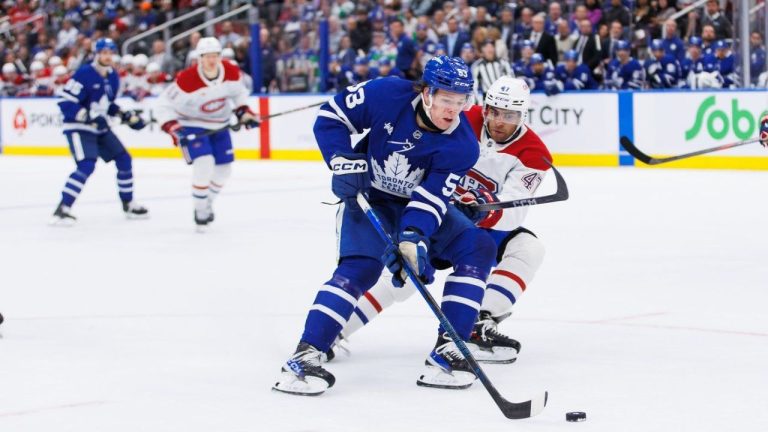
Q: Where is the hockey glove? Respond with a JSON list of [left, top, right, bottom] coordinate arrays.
[[329, 153, 370, 201], [456, 188, 501, 229], [234, 105, 260, 129], [119, 110, 146, 130], [91, 116, 109, 132], [161, 120, 183, 147], [383, 229, 434, 288], [760, 115, 768, 148]]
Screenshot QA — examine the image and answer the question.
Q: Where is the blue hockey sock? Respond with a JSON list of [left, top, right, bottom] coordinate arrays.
[[114, 152, 133, 202], [439, 265, 488, 340], [60, 159, 96, 207], [301, 257, 382, 352]]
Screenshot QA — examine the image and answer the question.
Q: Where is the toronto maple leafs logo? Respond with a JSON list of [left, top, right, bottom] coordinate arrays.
[[372, 153, 425, 197], [384, 122, 393, 135]]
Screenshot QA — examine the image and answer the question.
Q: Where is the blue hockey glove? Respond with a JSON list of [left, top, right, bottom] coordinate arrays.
[[760, 115, 768, 148], [383, 229, 434, 287], [92, 115, 109, 131], [119, 110, 146, 130], [329, 153, 370, 201], [455, 188, 501, 228], [234, 105, 261, 129]]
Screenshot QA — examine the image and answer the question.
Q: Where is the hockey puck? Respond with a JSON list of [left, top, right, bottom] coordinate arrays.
[[566, 412, 586, 422], [0, 312, 3, 325]]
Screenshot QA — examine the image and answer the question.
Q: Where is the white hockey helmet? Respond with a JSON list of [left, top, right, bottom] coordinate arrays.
[[112, 54, 121, 65], [33, 51, 48, 62], [132, 53, 149, 69], [146, 62, 161, 74], [484, 76, 530, 127], [49, 56, 63, 67], [53, 65, 68, 77], [30, 60, 45, 72], [121, 54, 134, 66], [196, 37, 222, 56], [2, 62, 16, 74], [221, 47, 235, 59]]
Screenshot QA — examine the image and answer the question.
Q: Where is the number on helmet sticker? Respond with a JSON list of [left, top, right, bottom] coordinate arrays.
[[457, 69, 468, 78], [345, 81, 369, 109], [442, 174, 461, 197]]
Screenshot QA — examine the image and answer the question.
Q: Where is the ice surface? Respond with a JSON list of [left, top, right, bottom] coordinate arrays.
[[1, 156, 767, 432]]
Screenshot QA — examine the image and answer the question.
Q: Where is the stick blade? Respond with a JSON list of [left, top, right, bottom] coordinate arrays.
[[619, 136, 658, 165], [499, 391, 548, 419]]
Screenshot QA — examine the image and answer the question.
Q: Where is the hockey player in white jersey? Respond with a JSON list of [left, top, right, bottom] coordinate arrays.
[[155, 37, 260, 229], [334, 77, 551, 364]]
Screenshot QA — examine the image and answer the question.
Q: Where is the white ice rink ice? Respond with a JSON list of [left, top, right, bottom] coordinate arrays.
[[1, 156, 767, 432]]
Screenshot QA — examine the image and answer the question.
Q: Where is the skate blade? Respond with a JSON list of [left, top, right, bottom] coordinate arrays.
[[49, 217, 76, 227], [125, 213, 150, 220], [468, 344, 519, 364], [417, 366, 475, 390], [195, 224, 208, 234], [272, 372, 328, 396]]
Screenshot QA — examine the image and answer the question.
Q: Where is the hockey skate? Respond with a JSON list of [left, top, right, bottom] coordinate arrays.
[[122, 201, 149, 219], [273, 342, 336, 396], [50, 203, 77, 226], [320, 335, 351, 363], [194, 209, 214, 232], [417, 334, 477, 390], [467, 311, 521, 364]]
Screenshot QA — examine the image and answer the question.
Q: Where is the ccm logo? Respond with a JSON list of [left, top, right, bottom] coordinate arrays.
[[331, 157, 368, 173], [200, 98, 227, 113]]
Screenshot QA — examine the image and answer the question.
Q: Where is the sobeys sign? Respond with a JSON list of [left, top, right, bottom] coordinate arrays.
[[685, 95, 768, 141]]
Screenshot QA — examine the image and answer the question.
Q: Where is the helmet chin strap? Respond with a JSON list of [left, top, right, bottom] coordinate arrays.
[[417, 90, 444, 132], [420, 90, 435, 123]]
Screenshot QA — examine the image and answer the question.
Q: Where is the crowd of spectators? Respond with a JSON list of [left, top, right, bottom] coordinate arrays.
[[1, 0, 767, 98]]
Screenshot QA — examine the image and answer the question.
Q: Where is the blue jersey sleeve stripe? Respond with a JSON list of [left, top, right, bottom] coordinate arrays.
[[317, 109, 350, 129], [413, 186, 447, 214], [58, 91, 80, 103], [327, 98, 359, 134], [405, 201, 442, 226]]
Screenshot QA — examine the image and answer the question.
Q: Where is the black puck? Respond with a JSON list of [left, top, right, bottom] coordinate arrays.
[[0, 312, 3, 325], [566, 412, 586, 422]]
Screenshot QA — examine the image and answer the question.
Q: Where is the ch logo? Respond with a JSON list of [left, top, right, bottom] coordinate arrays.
[[13, 107, 27, 134]]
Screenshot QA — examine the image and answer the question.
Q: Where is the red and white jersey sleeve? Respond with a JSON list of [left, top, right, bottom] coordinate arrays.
[[456, 105, 552, 232], [155, 61, 249, 129]]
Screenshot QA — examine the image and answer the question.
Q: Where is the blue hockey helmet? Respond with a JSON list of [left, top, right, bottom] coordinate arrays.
[[94, 38, 118, 53], [615, 40, 631, 52], [713, 40, 730, 50], [530, 53, 544, 64], [354, 55, 369, 65], [650, 39, 664, 52], [564, 50, 579, 62], [688, 36, 703, 48], [461, 42, 473, 52], [422, 55, 474, 95]]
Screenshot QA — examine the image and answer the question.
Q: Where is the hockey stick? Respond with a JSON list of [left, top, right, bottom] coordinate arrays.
[[470, 160, 568, 211], [355, 192, 548, 420], [182, 101, 327, 141], [620, 135, 761, 165]]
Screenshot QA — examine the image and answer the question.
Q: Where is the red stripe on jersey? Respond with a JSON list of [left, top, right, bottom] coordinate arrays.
[[176, 61, 242, 93], [491, 270, 527, 292], [363, 291, 383, 312], [464, 105, 484, 140], [500, 128, 553, 172]]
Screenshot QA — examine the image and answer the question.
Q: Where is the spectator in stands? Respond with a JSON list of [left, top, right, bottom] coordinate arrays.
[[350, 7, 372, 52], [498, 7, 516, 50], [555, 49, 598, 90], [25, 60, 54, 96], [574, 20, 603, 73], [655, 0, 678, 25], [513, 40, 536, 76], [460, 42, 476, 68], [470, 26, 488, 53], [662, 19, 685, 62], [604, 0, 631, 28], [531, 13, 557, 66], [328, 17, 345, 54], [51, 65, 70, 94], [440, 17, 470, 58], [370, 31, 397, 64], [602, 21, 625, 63], [714, 40, 739, 88], [260, 28, 278, 93], [0, 62, 28, 96], [749, 31, 765, 86], [186, 32, 202, 66], [56, 19, 79, 51], [545, 2, 564, 35], [377, 57, 405, 79], [411, 0, 434, 17], [701, 0, 732, 40], [486, 27, 508, 61], [337, 35, 357, 69], [136, 1, 158, 33], [432, 9, 448, 37], [149, 40, 178, 74], [390, 19, 416, 79], [145, 62, 171, 96], [681, 36, 705, 86], [584, 0, 603, 28], [218, 21, 243, 48], [632, 0, 656, 40], [555, 19, 575, 62], [516, 7, 534, 40], [282, 35, 318, 92], [472, 39, 513, 103]]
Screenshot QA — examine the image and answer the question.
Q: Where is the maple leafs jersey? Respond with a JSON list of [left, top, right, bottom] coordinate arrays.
[[57, 62, 121, 134], [314, 77, 479, 239], [458, 105, 552, 233]]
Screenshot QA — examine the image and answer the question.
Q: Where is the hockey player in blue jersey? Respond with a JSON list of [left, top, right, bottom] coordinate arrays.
[[644, 39, 681, 88], [605, 41, 645, 90], [554, 49, 598, 91], [760, 115, 768, 148], [273, 56, 498, 396], [51, 38, 148, 225], [681, 36, 705, 86], [524, 54, 559, 95], [513, 40, 535, 77], [713, 40, 740, 88]]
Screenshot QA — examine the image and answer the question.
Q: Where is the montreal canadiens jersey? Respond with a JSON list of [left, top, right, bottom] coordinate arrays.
[[57, 62, 121, 134], [456, 105, 552, 233], [155, 61, 250, 129], [314, 77, 479, 239]]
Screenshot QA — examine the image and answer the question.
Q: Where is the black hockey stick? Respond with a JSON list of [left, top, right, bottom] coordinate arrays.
[[469, 160, 569, 212], [356, 193, 548, 420], [620, 135, 761, 165], [182, 101, 327, 141]]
